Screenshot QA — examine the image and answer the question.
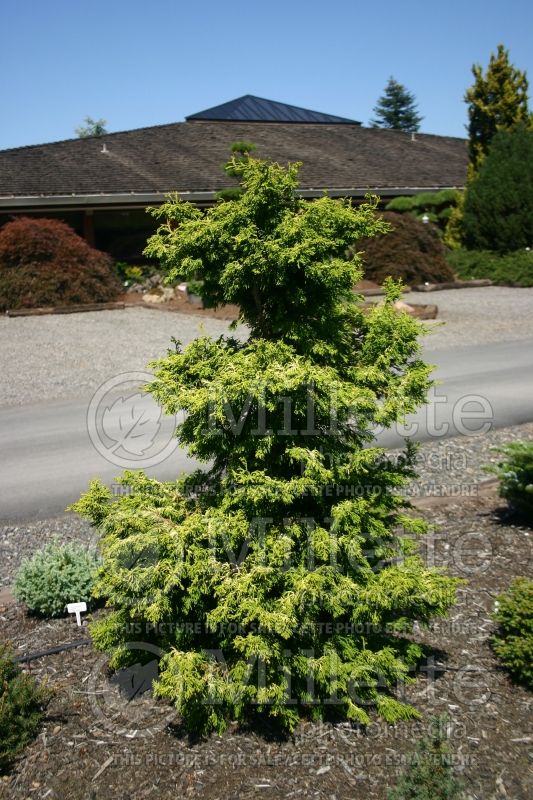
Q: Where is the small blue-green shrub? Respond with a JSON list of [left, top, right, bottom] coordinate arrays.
[[14, 541, 99, 617], [387, 715, 464, 799]]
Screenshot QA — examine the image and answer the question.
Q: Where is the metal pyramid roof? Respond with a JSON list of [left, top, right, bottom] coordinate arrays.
[[186, 94, 360, 124]]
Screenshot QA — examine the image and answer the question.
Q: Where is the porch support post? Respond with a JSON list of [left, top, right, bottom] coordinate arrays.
[[83, 210, 95, 246]]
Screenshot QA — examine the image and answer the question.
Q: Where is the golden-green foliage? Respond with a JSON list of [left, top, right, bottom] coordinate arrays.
[[72, 151, 459, 735], [465, 43, 529, 172]]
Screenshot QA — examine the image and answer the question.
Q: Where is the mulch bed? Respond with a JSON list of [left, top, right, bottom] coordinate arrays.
[[1, 485, 532, 800], [119, 292, 241, 321]]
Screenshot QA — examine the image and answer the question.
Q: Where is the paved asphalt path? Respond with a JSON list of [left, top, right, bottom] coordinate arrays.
[[1, 337, 532, 521]]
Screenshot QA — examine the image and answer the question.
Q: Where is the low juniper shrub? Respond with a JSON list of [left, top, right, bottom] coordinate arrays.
[[446, 248, 533, 287]]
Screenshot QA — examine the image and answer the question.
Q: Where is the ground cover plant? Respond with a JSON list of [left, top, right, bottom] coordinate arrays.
[[0, 644, 48, 772], [73, 151, 459, 736], [14, 541, 100, 617], [0, 217, 121, 310], [446, 248, 533, 287], [356, 211, 455, 286]]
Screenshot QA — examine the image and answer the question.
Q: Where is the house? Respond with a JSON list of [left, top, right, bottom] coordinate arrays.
[[0, 96, 468, 260]]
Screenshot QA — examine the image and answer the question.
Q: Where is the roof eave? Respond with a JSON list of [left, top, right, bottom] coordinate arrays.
[[0, 186, 465, 211]]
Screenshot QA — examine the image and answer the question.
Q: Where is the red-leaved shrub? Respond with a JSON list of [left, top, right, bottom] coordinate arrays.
[[358, 211, 456, 286], [0, 217, 121, 310]]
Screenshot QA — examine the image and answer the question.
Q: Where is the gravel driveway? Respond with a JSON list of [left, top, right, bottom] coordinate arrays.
[[0, 308, 243, 407], [411, 285, 533, 351], [1, 287, 533, 408]]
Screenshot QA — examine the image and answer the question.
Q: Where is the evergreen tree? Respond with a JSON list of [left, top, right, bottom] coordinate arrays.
[[462, 123, 533, 252], [371, 77, 423, 132], [75, 116, 108, 138], [448, 44, 528, 248], [465, 44, 529, 171], [72, 150, 458, 736]]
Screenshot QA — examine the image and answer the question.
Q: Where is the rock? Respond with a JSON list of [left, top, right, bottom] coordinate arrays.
[[161, 287, 175, 301], [142, 292, 165, 304], [142, 287, 175, 304], [363, 300, 438, 320], [394, 300, 413, 313], [413, 279, 493, 292], [147, 274, 163, 288], [393, 300, 438, 319]]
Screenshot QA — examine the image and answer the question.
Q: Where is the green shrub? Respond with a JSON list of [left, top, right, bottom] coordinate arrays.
[[0, 644, 48, 771], [485, 441, 533, 519], [462, 123, 533, 253], [386, 190, 461, 236], [115, 262, 159, 285], [443, 192, 464, 250], [14, 541, 99, 617], [446, 248, 533, 286], [72, 150, 459, 736], [0, 217, 121, 310], [186, 278, 205, 297], [492, 578, 533, 688], [357, 211, 456, 285], [386, 196, 417, 213], [387, 715, 464, 799]]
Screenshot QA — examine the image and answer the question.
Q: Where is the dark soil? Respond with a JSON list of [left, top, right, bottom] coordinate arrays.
[[119, 291, 241, 321], [120, 280, 383, 321], [1, 486, 532, 800]]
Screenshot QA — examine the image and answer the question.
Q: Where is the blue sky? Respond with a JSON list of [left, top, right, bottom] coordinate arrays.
[[1, 0, 532, 150]]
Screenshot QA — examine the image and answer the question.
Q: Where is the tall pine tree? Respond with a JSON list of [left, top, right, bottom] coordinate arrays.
[[371, 77, 423, 132], [465, 44, 529, 172]]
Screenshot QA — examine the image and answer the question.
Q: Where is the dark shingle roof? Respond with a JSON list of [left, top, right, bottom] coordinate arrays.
[[186, 95, 360, 124], [0, 121, 468, 200]]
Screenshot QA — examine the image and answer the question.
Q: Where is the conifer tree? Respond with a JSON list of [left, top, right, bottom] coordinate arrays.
[[371, 77, 423, 132], [462, 123, 533, 252], [72, 151, 458, 735], [387, 715, 464, 800], [75, 116, 108, 138], [447, 44, 528, 247], [465, 44, 529, 172]]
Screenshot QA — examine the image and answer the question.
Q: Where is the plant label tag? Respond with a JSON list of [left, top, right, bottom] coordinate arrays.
[[66, 601, 87, 626]]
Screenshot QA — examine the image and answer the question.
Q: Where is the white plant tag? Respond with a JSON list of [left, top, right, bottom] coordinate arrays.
[[66, 601, 87, 626]]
